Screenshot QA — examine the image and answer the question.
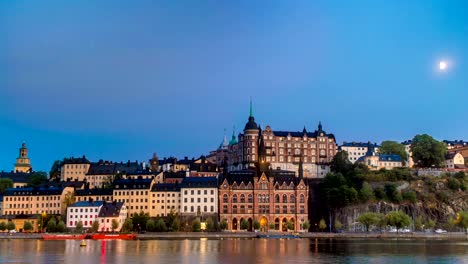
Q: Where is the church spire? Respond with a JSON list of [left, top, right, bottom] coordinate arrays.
[[249, 97, 253, 117]]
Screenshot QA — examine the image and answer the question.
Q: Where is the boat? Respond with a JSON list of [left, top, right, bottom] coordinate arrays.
[[42, 234, 87, 240], [256, 233, 300, 239], [91, 233, 137, 240]]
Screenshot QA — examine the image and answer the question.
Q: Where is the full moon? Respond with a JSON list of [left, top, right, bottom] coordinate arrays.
[[439, 61, 448, 71]]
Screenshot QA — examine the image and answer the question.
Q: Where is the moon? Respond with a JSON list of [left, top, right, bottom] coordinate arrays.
[[439, 61, 448, 71]]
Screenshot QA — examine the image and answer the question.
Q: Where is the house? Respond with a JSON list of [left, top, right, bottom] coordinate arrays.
[[112, 178, 154, 217], [75, 188, 113, 202], [180, 177, 218, 218], [66, 201, 104, 229], [97, 201, 127, 232], [445, 152, 465, 169], [149, 183, 181, 217], [339, 142, 379, 163]]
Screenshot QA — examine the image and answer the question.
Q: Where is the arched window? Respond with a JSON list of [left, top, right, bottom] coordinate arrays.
[[223, 194, 228, 203], [240, 194, 245, 203], [233, 205, 238, 214], [232, 194, 238, 203], [248, 194, 253, 203], [282, 194, 287, 203], [290, 195, 296, 203], [275, 194, 280, 203], [300, 194, 305, 203]]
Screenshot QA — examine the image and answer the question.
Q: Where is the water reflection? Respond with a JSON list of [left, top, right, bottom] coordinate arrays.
[[0, 238, 466, 264]]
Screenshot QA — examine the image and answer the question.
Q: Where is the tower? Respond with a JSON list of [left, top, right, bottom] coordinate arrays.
[[14, 142, 32, 173], [150, 153, 159, 172], [242, 99, 259, 168]]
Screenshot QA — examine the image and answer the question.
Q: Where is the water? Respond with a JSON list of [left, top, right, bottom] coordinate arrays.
[[0, 238, 467, 263]]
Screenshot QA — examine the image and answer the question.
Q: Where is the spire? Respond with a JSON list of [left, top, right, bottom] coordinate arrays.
[[229, 125, 238, 146], [303, 126, 307, 134], [318, 121, 323, 132], [249, 97, 253, 117]]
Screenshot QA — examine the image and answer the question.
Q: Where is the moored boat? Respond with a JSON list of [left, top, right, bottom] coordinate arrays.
[[91, 233, 137, 240], [42, 234, 87, 240]]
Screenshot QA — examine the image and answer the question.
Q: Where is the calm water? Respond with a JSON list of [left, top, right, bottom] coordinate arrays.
[[0, 238, 467, 264]]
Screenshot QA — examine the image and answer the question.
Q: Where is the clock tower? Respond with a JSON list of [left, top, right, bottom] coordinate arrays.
[[14, 142, 32, 173]]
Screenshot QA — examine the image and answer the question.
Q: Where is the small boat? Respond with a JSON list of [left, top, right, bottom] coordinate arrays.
[[42, 234, 87, 240], [256, 233, 300, 239], [80, 240, 87, 247], [91, 233, 137, 240]]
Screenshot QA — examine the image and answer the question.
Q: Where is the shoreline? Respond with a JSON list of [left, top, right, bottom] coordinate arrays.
[[1, 232, 467, 240]]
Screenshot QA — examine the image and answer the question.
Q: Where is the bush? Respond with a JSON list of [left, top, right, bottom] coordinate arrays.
[[384, 183, 402, 203], [91, 220, 100, 233], [171, 218, 180, 232], [359, 182, 374, 202], [146, 219, 156, 232], [122, 219, 133, 233], [374, 187, 386, 200], [220, 220, 228, 230], [301, 220, 310, 231], [447, 178, 461, 191], [253, 221, 260, 230], [6, 221, 15, 231], [206, 218, 214, 231], [76, 221, 83, 233], [402, 190, 417, 203], [0, 222, 6, 231], [56, 221, 66, 233], [155, 218, 167, 232], [240, 219, 249, 230], [192, 219, 201, 232], [23, 221, 33, 232], [47, 218, 57, 233]]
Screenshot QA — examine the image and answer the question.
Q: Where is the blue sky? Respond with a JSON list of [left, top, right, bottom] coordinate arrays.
[[1, 0, 467, 172]]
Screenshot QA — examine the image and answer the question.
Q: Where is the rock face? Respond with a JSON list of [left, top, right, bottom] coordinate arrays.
[[334, 194, 468, 229]]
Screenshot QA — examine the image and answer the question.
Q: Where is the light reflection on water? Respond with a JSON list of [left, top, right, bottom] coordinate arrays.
[[0, 238, 467, 264]]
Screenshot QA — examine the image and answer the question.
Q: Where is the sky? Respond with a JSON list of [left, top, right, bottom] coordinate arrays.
[[1, 0, 467, 172]]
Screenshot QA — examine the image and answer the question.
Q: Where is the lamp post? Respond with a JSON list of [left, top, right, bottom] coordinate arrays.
[[41, 212, 46, 233]]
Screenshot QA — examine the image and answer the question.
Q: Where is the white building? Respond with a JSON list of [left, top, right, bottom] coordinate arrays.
[[445, 153, 465, 169], [180, 177, 218, 217], [97, 201, 127, 232], [339, 142, 379, 163], [150, 183, 181, 217], [66, 201, 103, 229]]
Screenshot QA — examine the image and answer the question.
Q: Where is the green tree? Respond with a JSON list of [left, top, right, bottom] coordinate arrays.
[[0, 178, 13, 193], [447, 178, 461, 191], [334, 219, 343, 230], [414, 216, 423, 231], [6, 221, 15, 231], [268, 223, 276, 230], [192, 219, 201, 232], [411, 134, 447, 168], [47, 218, 57, 233], [426, 219, 436, 231], [220, 220, 228, 230], [286, 220, 294, 231], [301, 220, 310, 231], [378, 141, 408, 163], [131, 212, 149, 232], [454, 211, 468, 233], [91, 220, 100, 233], [0, 222, 6, 231], [146, 219, 155, 232], [56, 221, 66, 233], [49, 160, 62, 182], [155, 218, 167, 232], [76, 220, 83, 233], [111, 219, 120, 232], [319, 219, 327, 232], [384, 183, 402, 203], [402, 190, 417, 203], [374, 187, 386, 200], [23, 221, 33, 232], [357, 212, 382, 232], [27, 172, 48, 187], [171, 217, 180, 232], [240, 219, 249, 230], [330, 151, 353, 174], [359, 182, 374, 202], [253, 220, 260, 231], [386, 211, 411, 231], [122, 219, 133, 233]]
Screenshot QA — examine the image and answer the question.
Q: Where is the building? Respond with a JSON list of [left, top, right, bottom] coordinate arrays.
[[75, 188, 113, 202], [445, 152, 465, 169], [443, 140, 468, 150], [66, 201, 104, 229], [218, 165, 308, 232], [60, 156, 91, 181], [0, 196, 3, 215], [149, 183, 181, 217], [0, 172, 31, 188], [97, 201, 127, 232], [188, 156, 219, 177], [222, 103, 337, 178], [2, 186, 74, 216], [0, 215, 39, 232], [14, 143, 32, 173], [112, 178, 154, 217], [357, 151, 403, 170], [85, 160, 144, 189], [402, 140, 415, 168], [339, 142, 379, 163], [180, 177, 218, 218]]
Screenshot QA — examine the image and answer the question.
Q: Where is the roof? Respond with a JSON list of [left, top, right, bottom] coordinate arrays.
[[220, 168, 300, 186], [163, 171, 187, 179], [151, 183, 181, 192], [62, 156, 90, 164], [340, 142, 380, 148], [180, 177, 218, 188], [244, 116, 258, 131], [113, 178, 153, 189], [378, 154, 402, 162], [98, 202, 124, 217], [0, 172, 30, 183], [4, 187, 66, 196], [75, 188, 113, 196], [69, 201, 104, 207], [86, 161, 143, 175], [269, 122, 336, 140]]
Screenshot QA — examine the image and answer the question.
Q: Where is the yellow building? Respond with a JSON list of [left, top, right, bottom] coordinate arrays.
[[75, 188, 113, 202], [14, 143, 32, 173], [2, 186, 74, 216], [0, 215, 39, 232], [113, 178, 154, 217], [60, 156, 91, 181], [149, 183, 181, 217]]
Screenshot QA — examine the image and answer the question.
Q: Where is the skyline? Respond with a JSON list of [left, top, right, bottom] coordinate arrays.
[[2, 1, 468, 171]]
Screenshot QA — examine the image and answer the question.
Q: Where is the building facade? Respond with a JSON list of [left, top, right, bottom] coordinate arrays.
[[445, 152, 465, 169], [97, 202, 127, 232], [66, 201, 103, 229], [113, 178, 153, 217], [339, 142, 379, 163], [60, 156, 91, 181], [180, 177, 218, 217], [149, 183, 181, 217], [75, 189, 113, 202], [14, 143, 32, 173]]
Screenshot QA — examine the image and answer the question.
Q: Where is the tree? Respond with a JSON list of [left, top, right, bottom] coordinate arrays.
[[414, 216, 423, 231], [112, 219, 120, 232], [301, 220, 310, 231], [374, 187, 386, 200], [76, 221, 83, 233], [334, 220, 343, 230], [286, 220, 294, 231], [0, 222, 6, 232], [49, 160, 62, 182], [357, 212, 383, 232], [378, 141, 408, 163], [411, 134, 447, 168], [56, 221, 66, 232], [155, 218, 167, 232], [253, 220, 260, 231], [23, 221, 33, 232], [447, 178, 461, 191], [192, 219, 201, 232], [454, 211, 468, 233], [268, 223, 276, 230], [91, 220, 100, 233], [131, 212, 149, 232], [146, 219, 155, 232], [47, 218, 57, 233], [330, 151, 353, 174], [359, 182, 374, 202], [6, 221, 16, 231], [0, 178, 13, 193], [122, 219, 133, 233], [402, 191, 417, 203], [171, 217, 180, 232], [240, 219, 249, 230], [319, 219, 327, 232], [220, 220, 228, 231], [384, 183, 402, 203], [426, 219, 436, 231], [386, 211, 411, 231], [27, 172, 48, 187]]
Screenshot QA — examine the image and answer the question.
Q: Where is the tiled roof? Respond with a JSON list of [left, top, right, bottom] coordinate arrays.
[[4, 187, 66, 196], [340, 142, 380, 148], [113, 178, 153, 189], [69, 201, 104, 207], [180, 177, 218, 188], [98, 202, 124, 217], [62, 156, 90, 164], [378, 154, 402, 162], [75, 188, 113, 196], [151, 183, 181, 192]]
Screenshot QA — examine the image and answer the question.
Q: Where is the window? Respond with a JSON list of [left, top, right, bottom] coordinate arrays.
[[223, 205, 228, 214], [282, 205, 287, 214], [232, 194, 238, 203], [248, 194, 253, 203], [300, 194, 305, 203], [223, 194, 228, 203], [240, 194, 245, 203], [290, 195, 295, 203], [282, 195, 287, 203], [233, 205, 238, 214]]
